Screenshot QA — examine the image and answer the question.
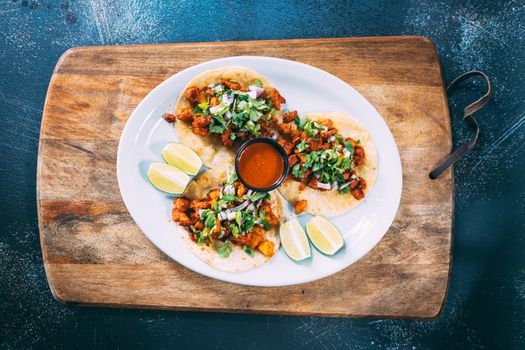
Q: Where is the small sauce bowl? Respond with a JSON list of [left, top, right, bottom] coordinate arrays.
[[235, 138, 289, 192]]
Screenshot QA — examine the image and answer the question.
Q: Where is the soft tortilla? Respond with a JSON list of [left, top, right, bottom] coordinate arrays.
[[180, 165, 283, 272], [174, 67, 283, 271], [179, 190, 283, 272], [174, 66, 277, 181], [278, 112, 378, 217]]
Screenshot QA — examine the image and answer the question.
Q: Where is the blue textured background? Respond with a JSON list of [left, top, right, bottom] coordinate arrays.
[[1, 0, 524, 349]]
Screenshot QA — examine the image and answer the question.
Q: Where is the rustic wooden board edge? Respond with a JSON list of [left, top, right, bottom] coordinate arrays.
[[37, 36, 453, 319], [37, 51, 72, 304], [52, 35, 437, 55], [426, 41, 454, 321]]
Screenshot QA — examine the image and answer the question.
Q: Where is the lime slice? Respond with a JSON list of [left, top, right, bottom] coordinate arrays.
[[147, 162, 190, 194], [280, 219, 311, 261], [161, 143, 203, 176], [305, 216, 344, 255]]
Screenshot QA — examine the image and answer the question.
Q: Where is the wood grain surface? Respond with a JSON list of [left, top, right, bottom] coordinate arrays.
[[37, 37, 452, 318]]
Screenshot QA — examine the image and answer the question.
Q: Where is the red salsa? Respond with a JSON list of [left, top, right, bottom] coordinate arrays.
[[237, 142, 285, 190]]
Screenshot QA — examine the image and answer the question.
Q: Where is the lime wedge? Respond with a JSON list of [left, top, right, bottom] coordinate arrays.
[[280, 219, 311, 261], [305, 216, 344, 255], [147, 162, 190, 194], [161, 143, 203, 176]]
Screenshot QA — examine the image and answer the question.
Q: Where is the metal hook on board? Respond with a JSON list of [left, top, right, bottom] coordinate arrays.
[[429, 71, 492, 179]]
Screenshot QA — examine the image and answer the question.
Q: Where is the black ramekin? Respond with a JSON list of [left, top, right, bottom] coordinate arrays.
[[234, 137, 289, 192]]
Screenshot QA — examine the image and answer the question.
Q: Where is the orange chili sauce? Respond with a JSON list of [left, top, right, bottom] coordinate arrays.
[[237, 142, 285, 189]]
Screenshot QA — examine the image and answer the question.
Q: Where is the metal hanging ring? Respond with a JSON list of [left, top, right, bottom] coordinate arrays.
[[429, 71, 492, 180]]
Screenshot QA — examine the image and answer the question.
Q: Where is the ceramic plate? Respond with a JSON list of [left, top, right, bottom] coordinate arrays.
[[117, 56, 402, 286]]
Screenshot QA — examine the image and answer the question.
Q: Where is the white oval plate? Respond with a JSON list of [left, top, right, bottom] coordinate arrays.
[[117, 56, 402, 287]]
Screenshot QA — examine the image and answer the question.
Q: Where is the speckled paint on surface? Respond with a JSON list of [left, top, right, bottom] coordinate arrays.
[[0, 0, 523, 349]]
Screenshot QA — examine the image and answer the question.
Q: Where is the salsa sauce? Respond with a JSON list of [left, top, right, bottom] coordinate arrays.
[[237, 142, 285, 190]]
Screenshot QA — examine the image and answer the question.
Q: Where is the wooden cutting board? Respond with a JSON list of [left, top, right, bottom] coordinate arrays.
[[37, 37, 452, 318]]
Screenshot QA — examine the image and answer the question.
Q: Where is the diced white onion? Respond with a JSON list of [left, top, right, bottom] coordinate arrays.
[[226, 211, 236, 221], [218, 212, 227, 220], [316, 182, 331, 190], [339, 181, 351, 190], [343, 149, 351, 158], [351, 174, 357, 180], [223, 184, 235, 195], [237, 101, 247, 109], [332, 182, 339, 191], [329, 136, 336, 142], [233, 200, 250, 211], [247, 90, 257, 99], [314, 173, 321, 179], [222, 93, 234, 105], [255, 198, 264, 207], [247, 189, 253, 196], [247, 203, 255, 212], [225, 111, 232, 120], [210, 105, 223, 114], [248, 85, 264, 98]]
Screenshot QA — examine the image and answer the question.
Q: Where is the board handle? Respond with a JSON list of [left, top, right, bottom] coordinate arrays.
[[429, 71, 492, 179]]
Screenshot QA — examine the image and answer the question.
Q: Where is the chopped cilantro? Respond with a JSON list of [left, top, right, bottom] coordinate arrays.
[[343, 140, 353, 151], [204, 212, 216, 229], [209, 124, 226, 134], [339, 186, 350, 194], [235, 211, 243, 227], [245, 192, 267, 202], [243, 246, 255, 257], [245, 121, 261, 136], [230, 224, 240, 238], [292, 163, 305, 178], [296, 140, 309, 152], [304, 121, 314, 136], [193, 105, 202, 114], [236, 93, 249, 101], [218, 241, 233, 258], [221, 194, 238, 203], [242, 211, 255, 232], [249, 109, 262, 122], [252, 79, 263, 87], [295, 116, 307, 129], [262, 220, 271, 230], [212, 113, 226, 124]]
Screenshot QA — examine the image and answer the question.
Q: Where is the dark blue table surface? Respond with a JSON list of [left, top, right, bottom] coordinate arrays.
[[1, 1, 524, 349]]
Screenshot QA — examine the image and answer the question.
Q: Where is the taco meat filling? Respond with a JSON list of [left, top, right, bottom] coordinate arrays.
[[171, 167, 279, 258], [276, 116, 367, 200], [167, 78, 286, 147]]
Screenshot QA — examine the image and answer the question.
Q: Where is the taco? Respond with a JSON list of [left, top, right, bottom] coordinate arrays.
[[275, 112, 377, 217], [164, 66, 288, 170], [172, 166, 283, 272]]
